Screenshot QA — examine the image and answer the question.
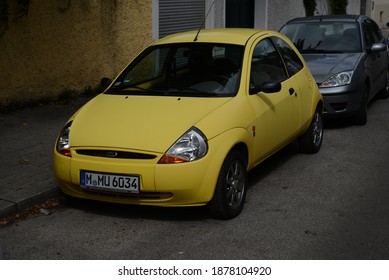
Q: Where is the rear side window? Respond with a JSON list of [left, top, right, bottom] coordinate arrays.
[[272, 37, 304, 76]]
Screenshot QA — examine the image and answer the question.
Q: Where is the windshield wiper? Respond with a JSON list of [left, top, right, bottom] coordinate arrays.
[[110, 85, 167, 95], [108, 85, 229, 97], [165, 88, 224, 97]]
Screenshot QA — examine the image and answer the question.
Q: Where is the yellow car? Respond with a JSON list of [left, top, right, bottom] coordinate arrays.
[[54, 29, 323, 219]]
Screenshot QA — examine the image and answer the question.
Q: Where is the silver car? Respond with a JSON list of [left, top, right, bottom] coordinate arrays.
[[280, 15, 388, 125]]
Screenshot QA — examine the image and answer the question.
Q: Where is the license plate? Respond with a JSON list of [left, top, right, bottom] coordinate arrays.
[[80, 171, 139, 193]]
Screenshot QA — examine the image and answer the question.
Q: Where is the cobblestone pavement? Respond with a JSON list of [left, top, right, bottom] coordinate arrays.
[[0, 98, 90, 218]]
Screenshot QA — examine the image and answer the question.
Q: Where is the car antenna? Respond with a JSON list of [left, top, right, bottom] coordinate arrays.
[[194, 0, 215, 42]]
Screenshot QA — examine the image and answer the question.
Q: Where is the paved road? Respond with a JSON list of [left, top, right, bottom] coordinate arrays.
[[0, 97, 389, 260]]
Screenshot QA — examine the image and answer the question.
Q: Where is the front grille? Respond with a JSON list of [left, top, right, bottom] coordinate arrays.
[[76, 149, 157, 160]]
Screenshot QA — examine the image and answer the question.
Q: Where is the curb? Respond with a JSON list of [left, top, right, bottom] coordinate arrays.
[[0, 187, 59, 220]]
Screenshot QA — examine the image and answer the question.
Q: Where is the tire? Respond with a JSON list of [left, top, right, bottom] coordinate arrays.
[[354, 87, 368, 125], [209, 150, 247, 219], [298, 106, 323, 154]]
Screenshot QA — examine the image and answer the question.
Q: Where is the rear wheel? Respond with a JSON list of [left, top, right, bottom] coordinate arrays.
[[298, 106, 323, 154], [209, 150, 247, 219]]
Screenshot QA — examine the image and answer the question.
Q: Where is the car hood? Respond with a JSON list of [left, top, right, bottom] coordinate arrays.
[[70, 93, 232, 153], [302, 53, 363, 84]]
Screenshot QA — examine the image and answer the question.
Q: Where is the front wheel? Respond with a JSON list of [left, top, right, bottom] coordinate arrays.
[[208, 150, 247, 219], [298, 107, 323, 154]]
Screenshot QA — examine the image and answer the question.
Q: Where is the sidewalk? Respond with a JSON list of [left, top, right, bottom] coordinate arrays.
[[0, 98, 90, 219]]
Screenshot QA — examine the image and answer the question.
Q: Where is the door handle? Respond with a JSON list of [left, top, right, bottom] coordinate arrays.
[[289, 88, 296, 96]]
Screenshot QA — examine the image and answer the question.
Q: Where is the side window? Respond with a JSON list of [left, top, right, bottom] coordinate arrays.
[[272, 37, 304, 76], [363, 20, 381, 48], [250, 39, 287, 87]]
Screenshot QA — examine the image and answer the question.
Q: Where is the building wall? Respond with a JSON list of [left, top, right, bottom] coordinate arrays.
[[210, 0, 225, 28], [374, 3, 389, 36], [267, 0, 305, 30], [315, 0, 329, 14], [0, 0, 320, 107], [0, 0, 152, 107], [347, 0, 362, 15]]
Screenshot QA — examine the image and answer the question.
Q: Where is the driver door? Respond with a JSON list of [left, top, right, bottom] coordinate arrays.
[[248, 38, 300, 163]]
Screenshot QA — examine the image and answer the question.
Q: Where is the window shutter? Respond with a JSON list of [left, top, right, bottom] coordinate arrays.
[[159, 0, 205, 38]]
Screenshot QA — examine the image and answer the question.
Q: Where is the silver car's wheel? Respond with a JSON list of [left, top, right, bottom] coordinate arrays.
[[209, 150, 247, 219]]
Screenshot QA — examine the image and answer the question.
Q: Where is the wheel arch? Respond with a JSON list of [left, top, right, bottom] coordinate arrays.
[[316, 99, 324, 113], [230, 142, 249, 166]]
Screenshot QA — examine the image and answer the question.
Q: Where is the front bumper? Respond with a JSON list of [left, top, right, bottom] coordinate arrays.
[[53, 146, 224, 207], [320, 83, 364, 117]]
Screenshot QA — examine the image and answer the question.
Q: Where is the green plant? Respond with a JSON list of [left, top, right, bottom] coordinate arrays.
[[303, 0, 317, 16], [330, 0, 349, 15]]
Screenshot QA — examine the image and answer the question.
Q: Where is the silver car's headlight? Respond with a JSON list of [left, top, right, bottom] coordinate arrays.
[[56, 122, 72, 157], [158, 127, 208, 164], [320, 71, 353, 88]]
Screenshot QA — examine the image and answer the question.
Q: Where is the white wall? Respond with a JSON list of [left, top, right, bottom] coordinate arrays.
[[372, 1, 389, 28], [254, 0, 268, 29]]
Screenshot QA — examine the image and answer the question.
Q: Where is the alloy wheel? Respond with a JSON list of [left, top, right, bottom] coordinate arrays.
[[225, 160, 245, 209]]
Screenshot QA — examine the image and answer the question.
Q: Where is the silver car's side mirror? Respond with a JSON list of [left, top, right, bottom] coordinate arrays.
[[370, 43, 387, 53]]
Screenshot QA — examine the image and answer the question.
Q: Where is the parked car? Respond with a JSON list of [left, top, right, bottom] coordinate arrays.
[[54, 29, 323, 219], [280, 15, 389, 125]]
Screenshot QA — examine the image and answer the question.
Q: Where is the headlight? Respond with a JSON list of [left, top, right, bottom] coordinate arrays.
[[56, 122, 72, 157], [320, 71, 353, 88], [158, 127, 208, 164]]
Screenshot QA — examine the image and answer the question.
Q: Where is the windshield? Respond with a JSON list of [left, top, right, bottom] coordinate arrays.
[[280, 22, 362, 53], [107, 43, 244, 97]]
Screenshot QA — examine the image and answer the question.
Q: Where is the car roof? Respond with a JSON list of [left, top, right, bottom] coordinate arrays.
[[285, 15, 364, 24], [153, 28, 272, 46]]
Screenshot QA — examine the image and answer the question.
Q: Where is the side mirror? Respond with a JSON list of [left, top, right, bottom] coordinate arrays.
[[250, 81, 282, 95], [101, 77, 113, 89], [370, 43, 387, 53], [386, 22, 389, 28]]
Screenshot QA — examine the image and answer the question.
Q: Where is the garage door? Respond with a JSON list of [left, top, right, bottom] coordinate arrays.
[[159, 0, 205, 38]]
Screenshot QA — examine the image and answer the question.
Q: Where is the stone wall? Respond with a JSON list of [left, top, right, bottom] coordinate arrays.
[[0, 0, 152, 107]]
